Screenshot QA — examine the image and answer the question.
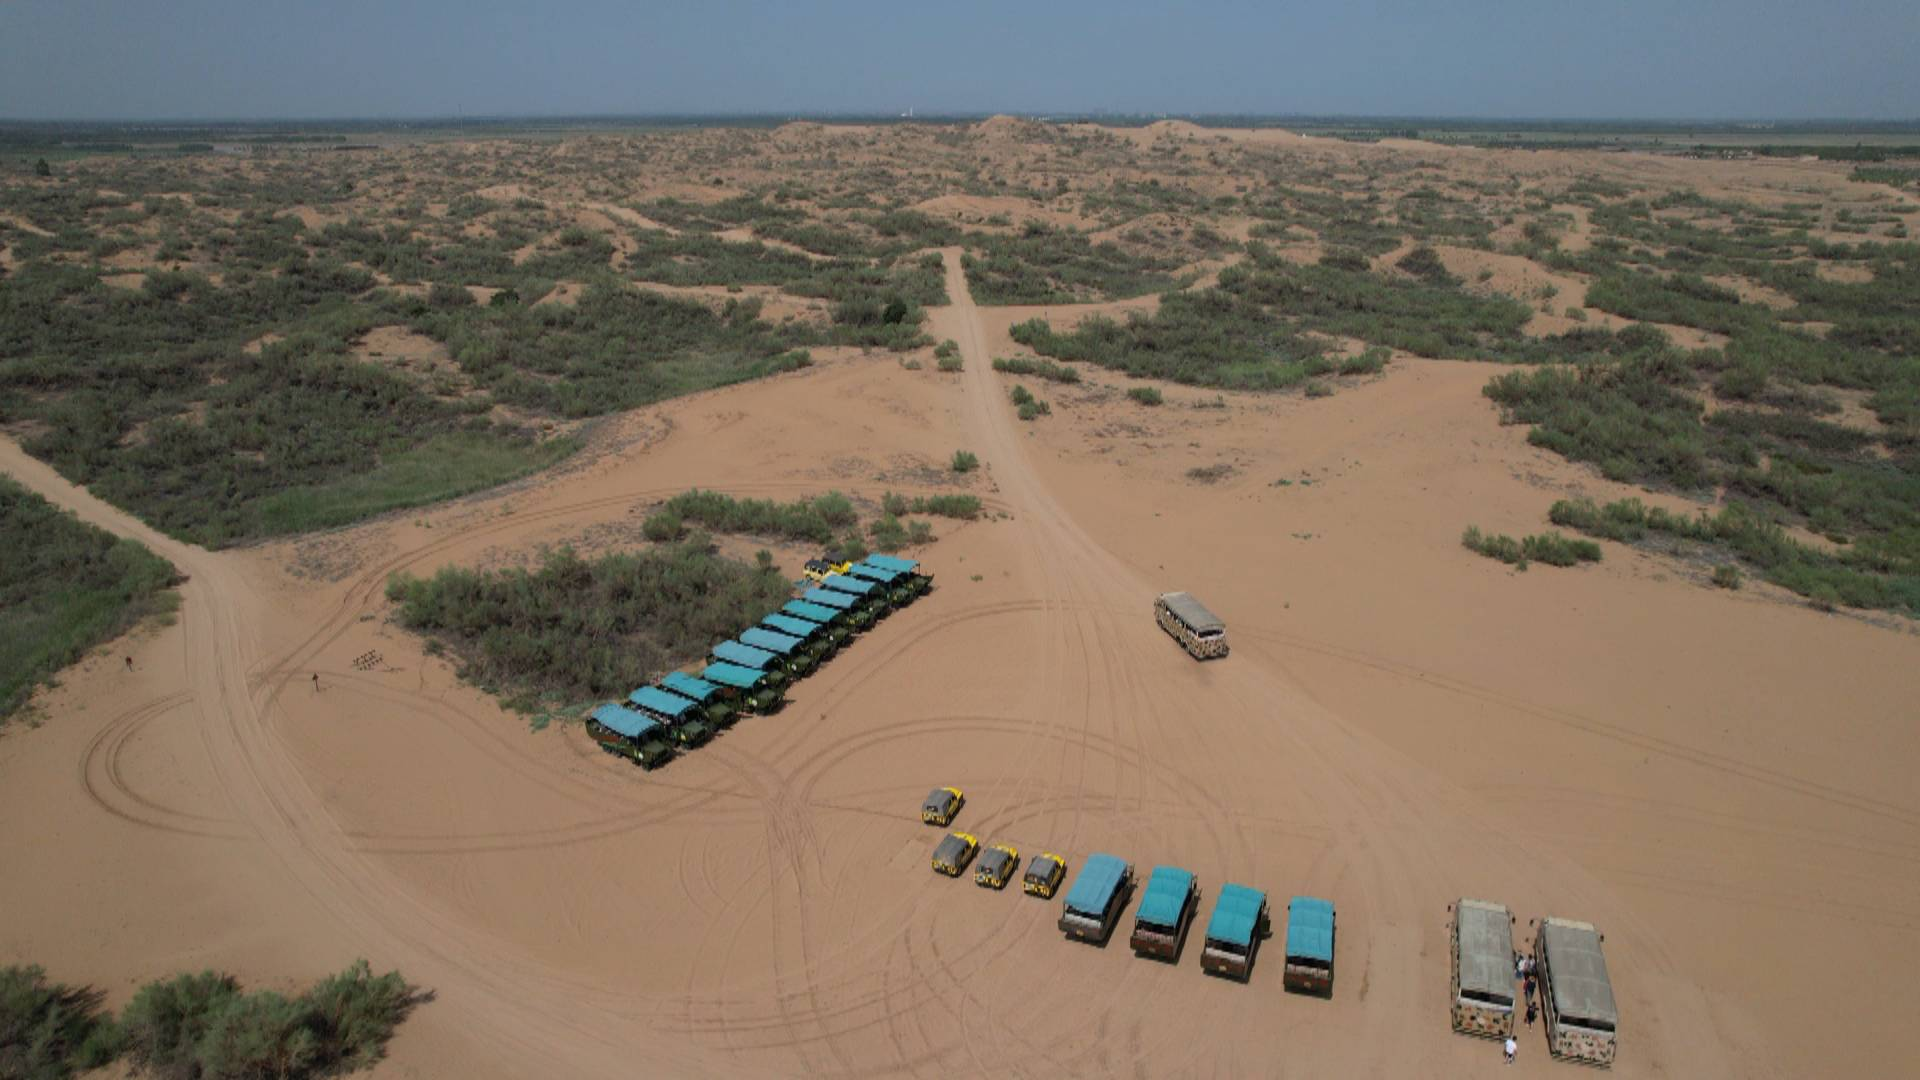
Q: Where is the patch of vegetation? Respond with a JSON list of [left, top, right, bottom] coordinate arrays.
[[1009, 247, 1540, 391], [0, 960, 417, 1080], [388, 539, 793, 705], [867, 514, 934, 553], [1008, 384, 1052, 420], [991, 355, 1081, 383], [1186, 463, 1235, 484], [950, 450, 979, 473], [1548, 496, 1918, 615], [642, 489, 856, 545], [1126, 386, 1163, 406], [0, 964, 120, 1077], [880, 492, 982, 520], [1461, 525, 1602, 569], [961, 225, 1185, 304], [1, 477, 179, 722]]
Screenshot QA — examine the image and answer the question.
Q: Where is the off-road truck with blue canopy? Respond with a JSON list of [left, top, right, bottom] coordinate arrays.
[[1201, 884, 1270, 981], [627, 686, 712, 748], [1130, 866, 1200, 961], [1059, 853, 1133, 944], [586, 703, 675, 769]]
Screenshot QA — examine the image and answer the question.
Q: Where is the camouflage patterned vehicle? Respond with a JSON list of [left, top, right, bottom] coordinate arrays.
[[1449, 899, 1516, 1039], [1155, 592, 1228, 659], [1533, 917, 1619, 1067], [585, 703, 675, 769]]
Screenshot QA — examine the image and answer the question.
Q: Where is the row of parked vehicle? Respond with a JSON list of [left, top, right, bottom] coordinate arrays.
[[1449, 898, 1618, 1068], [584, 553, 933, 768], [921, 788, 1333, 988]]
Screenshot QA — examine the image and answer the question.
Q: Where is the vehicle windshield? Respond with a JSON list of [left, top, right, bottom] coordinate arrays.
[[1561, 1014, 1617, 1034], [1461, 989, 1512, 1007], [1287, 955, 1331, 971], [1197, 629, 1223, 639], [1206, 940, 1248, 958]]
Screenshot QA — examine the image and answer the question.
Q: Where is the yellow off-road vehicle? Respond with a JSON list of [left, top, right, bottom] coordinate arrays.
[[932, 832, 978, 876], [974, 843, 1019, 889], [921, 786, 964, 826], [1023, 853, 1067, 898]]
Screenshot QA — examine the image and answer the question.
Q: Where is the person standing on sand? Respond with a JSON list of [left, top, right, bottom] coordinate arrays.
[[312, 672, 320, 692], [1505, 1035, 1517, 1065], [124, 656, 133, 672]]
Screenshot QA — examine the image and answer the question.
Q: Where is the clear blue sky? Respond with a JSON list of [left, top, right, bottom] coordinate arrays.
[[2, 0, 1915, 121]]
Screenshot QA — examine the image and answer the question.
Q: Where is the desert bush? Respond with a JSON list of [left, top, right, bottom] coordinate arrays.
[[868, 514, 907, 552], [1520, 531, 1603, 567], [908, 494, 981, 519], [0, 964, 121, 1078], [1712, 564, 1744, 589], [118, 960, 418, 1080], [1186, 463, 1235, 484], [950, 450, 979, 473], [961, 229, 1184, 304], [388, 539, 792, 703], [936, 353, 962, 372], [992, 356, 1081, 383], [1461, 525, 1528, 567], [1304, 380, 1334, 399], [1, 477, 179, 721], [647, 489, 856, 545], [1339, 348, 1390, 376], [1126, 386, 1163, 406], [934, 339, 959, 360], [1396, 245, 1458, 287], [1008, 384, 1035, 407]]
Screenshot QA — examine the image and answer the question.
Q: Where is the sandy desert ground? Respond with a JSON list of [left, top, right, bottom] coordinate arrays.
[[4, 126, 1920, 1078]]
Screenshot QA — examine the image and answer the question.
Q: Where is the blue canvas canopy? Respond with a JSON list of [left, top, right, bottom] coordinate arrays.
[[701, 661, 767, 690], [590, 703, 662, 740], [847, 562, 905, 584], [1206, 884, 1266, 948], [660, 671, 721, 703], [864, 554, 919, 573], [739, 627, 803, 655], [628, 686, 695, 720], [802, 588, 857, 611], [783, 600, 843, 623], [1286, 896, 1336, 963], [819, 573, 877, 597], [712, 640, 778, 669], [762, 613, 823, 639], [1063, 853, 1128, 916], [1135, 866, 1195, 928]]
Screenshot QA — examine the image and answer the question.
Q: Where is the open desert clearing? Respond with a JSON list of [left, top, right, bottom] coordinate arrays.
[[3, 247, 1918, 1079]]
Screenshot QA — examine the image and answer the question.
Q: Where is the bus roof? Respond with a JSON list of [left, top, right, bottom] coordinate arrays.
[[1135, 866, 1195, 928], [1206, 884, 1266, 948], [802, 588, 857, 610], [1541, 918, 1618, 1027], [659, 671, 720, 702], [761, 613, 822, 638], [1063, 853, 1129, 916], [712, 640, 777, 669], [628, 686, 695, 720], [846, 562, 903, 584], [820, 573, 876, 597], [590, 703, 662, 740], [1158, 591, 1224, 634], [1457, 899, 1514, 1000], [864, 554, 919, 573], [701, 662, 766, 690], [1285, 896, 1336, 963], [738, 627, 802, 655]]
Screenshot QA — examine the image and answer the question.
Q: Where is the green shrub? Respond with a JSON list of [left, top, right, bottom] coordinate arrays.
[[1009, 384, 1035, 407], [387, 539, 792, 703], [950, 450, 979, 473], [117, 960, 417, 1080], [1338, 348, 1390, 376], [992, 356, 1081, 383], [868, 513, 907, 552], [1462, 525, 1528, 567], [936, 353, 963, 372], [1016, 398, 1051, 421], [1396, 245, 1459, 287], [642, 509, 684, 542], [1, 477, 180, 721], [934, 339, 959, 360], [650, 489, 855, 545], [0, 964, 121, 1078], [908, 494, 982, 519], [1126, 386, 1163, 406], [1712, 564, 1743, 589], [1304, 380, 1334, 399], [1521, 532, 1603, 567]]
